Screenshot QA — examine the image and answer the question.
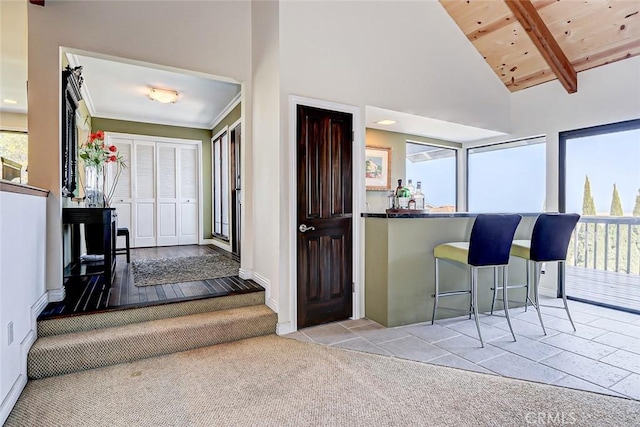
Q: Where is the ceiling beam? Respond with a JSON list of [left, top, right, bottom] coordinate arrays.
[[505, 0, 577, 94]]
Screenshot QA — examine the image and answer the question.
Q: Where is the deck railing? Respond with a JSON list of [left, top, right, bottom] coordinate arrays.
[[567, 216, 640, 275]]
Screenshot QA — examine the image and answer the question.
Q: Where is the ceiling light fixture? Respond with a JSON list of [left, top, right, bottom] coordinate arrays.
[[148, 87, 178, 104], [2, 99, 18, 104], [376, 119, 397, 125]]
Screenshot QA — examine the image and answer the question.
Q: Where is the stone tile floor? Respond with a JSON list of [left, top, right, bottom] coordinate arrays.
[[285, 297, 640, 400]]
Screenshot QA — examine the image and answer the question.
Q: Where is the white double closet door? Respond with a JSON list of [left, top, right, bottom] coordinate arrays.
[[106, 134, 200, 248]]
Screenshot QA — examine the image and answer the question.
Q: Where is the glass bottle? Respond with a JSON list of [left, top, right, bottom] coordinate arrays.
[[407, 179, 416, 197], [415, 181, 425, 210], [394, 179, 403, 209], [395, 179, 403, 196], [387, 190, 395, 209]]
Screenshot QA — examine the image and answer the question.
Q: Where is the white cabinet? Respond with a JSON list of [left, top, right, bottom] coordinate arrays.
[[157, 144, 179, 246], [179, 145, 199, 245], [106, 134, 200, 248], [134, 141, 157, 247]]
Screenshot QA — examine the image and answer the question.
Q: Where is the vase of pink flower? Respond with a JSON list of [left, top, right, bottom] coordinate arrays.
[[79, 130, 126, 207]]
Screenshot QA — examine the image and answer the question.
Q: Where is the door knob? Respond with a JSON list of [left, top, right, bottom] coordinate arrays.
[[299, 224, 315, 233]]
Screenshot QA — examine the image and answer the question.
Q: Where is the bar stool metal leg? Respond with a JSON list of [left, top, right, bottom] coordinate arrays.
[[490, 268, 499, 315], [531, 261, 547, 335], [432, 258, 440, 325], [471, 267, 484, 348], [559, 261, 577, 331], [502, 265, 516, 341], [468, 267, 473, 320]]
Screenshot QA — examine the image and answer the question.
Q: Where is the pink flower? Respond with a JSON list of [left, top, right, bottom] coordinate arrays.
[[109, 145, 117, 152], [109, 155, 117, 162], [95, 130, 104, 140]]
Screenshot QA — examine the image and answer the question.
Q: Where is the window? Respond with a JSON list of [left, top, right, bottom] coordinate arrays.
[[467, 136, 545, 212], [405, 142, 457, 212], [212, 130, 229, 240], [0, 130, 28, 183], [560, 119, 640, 312]]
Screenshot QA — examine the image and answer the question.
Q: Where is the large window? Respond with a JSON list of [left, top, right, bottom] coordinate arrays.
[[560, 119, 640, 313], [0, 130, 28, 183], [467, 137, 545, 212], [405, 142, 457, 212]]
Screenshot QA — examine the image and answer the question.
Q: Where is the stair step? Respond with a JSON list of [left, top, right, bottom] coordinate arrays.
[[28, 305, 276, 379], [38, 291, 265, 337]]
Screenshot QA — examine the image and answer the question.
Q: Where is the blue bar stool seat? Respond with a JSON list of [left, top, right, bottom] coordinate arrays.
[[509, 213, 581, 333], [432, 214, 522, 347]]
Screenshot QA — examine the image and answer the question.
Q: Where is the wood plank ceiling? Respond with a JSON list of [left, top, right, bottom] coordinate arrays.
[[440, 0, 640, 93]]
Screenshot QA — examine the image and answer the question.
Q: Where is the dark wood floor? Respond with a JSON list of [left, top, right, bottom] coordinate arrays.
[[39, 245, 262, 320]]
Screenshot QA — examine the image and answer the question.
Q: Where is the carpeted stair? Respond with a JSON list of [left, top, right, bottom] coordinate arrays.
[[29, 295, 276, 379]]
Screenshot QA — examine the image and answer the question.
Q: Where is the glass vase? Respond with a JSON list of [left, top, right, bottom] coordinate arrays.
[[84, 164, 105, 207]]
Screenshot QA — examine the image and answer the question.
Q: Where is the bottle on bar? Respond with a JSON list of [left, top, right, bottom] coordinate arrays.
[[415, 181, 425, 210], [394, 179, 403, 209], [407, 179, 416, 197]]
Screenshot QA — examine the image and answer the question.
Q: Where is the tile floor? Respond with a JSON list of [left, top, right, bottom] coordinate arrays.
[[285, 297, 640, 400]]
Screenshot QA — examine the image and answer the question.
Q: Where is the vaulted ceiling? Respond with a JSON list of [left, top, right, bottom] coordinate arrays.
[[440, 0, 640, 93]]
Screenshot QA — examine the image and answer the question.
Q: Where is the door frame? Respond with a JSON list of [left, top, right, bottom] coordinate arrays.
[[104, 132, 202, 248], [285, 95, 364, 334]]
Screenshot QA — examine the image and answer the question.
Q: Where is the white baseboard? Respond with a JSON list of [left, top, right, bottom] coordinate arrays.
[[0, 372, 27, 425], [48, 288, 65, 303], [31, 292, 48, 327], [252, 272, 278, 313], [276, 321, 296, 336], [0, 295, 45, 424], [252, 272, 269, 289], [239, 268, 252, 280], [266, 297, 279, 313]]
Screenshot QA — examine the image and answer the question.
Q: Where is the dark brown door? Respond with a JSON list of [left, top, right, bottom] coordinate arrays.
[[297, 105, 353, 328]]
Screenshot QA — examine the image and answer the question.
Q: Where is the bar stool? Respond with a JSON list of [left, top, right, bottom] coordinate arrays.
[[116, 227, 130, 263], [432, 214, 522, 347], [509, 213, 581, 333]]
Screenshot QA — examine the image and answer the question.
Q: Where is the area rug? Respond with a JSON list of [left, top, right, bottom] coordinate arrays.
[[132, 254, 239, 287]]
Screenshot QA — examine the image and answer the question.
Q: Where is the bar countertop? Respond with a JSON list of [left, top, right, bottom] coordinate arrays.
[[362, 211, 543, 219]]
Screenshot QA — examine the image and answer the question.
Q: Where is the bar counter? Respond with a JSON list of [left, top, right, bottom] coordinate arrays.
[[364, 212, 542, 327]]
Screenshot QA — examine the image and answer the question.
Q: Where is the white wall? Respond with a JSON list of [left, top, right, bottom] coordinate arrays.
[[279, 0, 511, 132], [0, 189, 48, 424], [274, 0, 511, 329], [251, 0, 281, 313], [27, 0, 252, 294]]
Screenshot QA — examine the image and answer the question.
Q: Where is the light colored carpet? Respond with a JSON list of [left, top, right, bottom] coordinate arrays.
[[29, 305, 276, 379], [132, 254, 239, 287], [9, 335, 640, 426]]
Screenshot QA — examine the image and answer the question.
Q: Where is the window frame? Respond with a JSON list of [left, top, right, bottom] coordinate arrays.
[[212, 127, 230, 241], [558, 118, 640, 303], [465, 136, 546, 212], [405, 139, 459, 212]]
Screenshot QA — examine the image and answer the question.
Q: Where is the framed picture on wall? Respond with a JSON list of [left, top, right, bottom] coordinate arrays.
[[365, 146, 391, 190]]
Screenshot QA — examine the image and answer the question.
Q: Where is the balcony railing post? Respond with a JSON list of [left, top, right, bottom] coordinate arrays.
[[615, 223, 620, 272], [594, 223, 598, 269], [584, 223, 589, 268], [627, 224, 632, 274], [573, 227, 582, 265], [604, 224, 609, 271]]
